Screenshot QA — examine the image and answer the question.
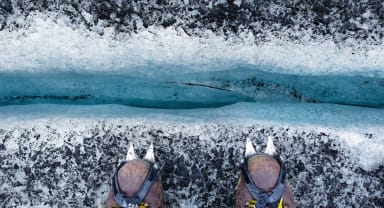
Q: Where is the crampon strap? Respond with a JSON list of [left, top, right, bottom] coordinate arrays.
[[112, 161, 159, 208], [240, 154, 286, 208], [245, 198, 283, 208]]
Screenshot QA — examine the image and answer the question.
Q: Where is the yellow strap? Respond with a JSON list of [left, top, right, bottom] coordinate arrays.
[[110, 202, 149, 208], [246, 198, 283, 208], [138, 202, 149, 208], [277, 197, 284, 208], [245, 199, 256, 208]]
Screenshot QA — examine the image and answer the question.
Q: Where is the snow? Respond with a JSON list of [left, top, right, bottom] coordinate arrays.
[[0, 103, 382, 207], [0, 10, 383, 208], [0, 102, 382, 171], [0, 13, 383, 77]]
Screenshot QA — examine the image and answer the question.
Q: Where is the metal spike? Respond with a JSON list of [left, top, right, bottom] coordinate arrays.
[[245, 138, 256, 158], [264, 136, 276, 155], [143, 143, 155, 163], [126, 143, 138, 161]]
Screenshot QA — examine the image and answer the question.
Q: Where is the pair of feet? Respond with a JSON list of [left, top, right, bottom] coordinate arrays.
[[104, 138, 296, 208]]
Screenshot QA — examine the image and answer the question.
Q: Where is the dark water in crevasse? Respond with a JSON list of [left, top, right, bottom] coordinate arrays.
[[0, 66, 383, 109]]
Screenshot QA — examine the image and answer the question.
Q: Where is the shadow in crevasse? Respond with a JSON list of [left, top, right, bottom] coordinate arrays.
[[0, 66, 383, 109]]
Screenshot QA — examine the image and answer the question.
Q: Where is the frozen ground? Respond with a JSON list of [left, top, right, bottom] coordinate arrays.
[[0, 103, 383, 207], [1, 0, 384, 44], [0, 1, 384, 207], [0, 16, 383, 109], [1, 15, 384, 77]]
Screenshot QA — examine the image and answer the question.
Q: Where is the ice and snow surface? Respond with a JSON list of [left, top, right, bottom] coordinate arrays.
[[0, 103, 383, 207], [0, 103, 383, 171], [1, 14, 384, 77], [0, 15, 383, 109], [0, 7, 383, 208]]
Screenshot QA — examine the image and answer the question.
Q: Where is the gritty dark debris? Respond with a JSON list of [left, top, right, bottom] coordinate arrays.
[[3, 94, 92, 103], [0, 125, 382, 207], [0, 0, 382, 44]]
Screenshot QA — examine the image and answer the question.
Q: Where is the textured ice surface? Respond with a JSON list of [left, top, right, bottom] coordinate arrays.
[[0, 69, 383, 108], [1, 15, 384, 77], [1, 0, 383, 44], [0, 103, 383, 207], [1, 1, 384, 207], [0, 15, 383, 108]]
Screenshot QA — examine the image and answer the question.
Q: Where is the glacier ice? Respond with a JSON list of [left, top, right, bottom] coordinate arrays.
[[0, 3, 384, 207]]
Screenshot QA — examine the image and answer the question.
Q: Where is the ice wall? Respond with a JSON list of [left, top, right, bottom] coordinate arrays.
[[0, 15, 383, 108], [0, 69, 383, 108]]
